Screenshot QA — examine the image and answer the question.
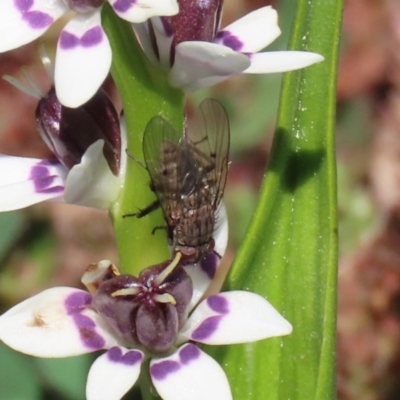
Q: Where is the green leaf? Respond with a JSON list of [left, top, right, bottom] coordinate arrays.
[[35, 355, 92, 400], [0, 343, 40, 400], [0, 211, 25, 262], [211, 1, 342, 399]]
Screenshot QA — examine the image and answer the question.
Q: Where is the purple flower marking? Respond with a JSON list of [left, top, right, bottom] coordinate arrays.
[[107, 347, 142, 366], [179, 343, 200, 364], [160, 18, 173, 37], [15, 0, 53, 29], [23, 11, 54, 29], [64, 291, 106, 350], [30, 163, 64, 194], [59, 31, 79, 49], [81, 26, 103, 47], [191, 315, 223, 341], [200, 251, 219, 280], [35, 178, 63, 194], [65, 291, 93, 313], [113, 0, 137, 13], [216, 30, 243, 52], [14, 0, 33, 12], [59, 26, 103, 50], [72, 314, 106, 350], [150, 359, 180, 381], [207, 294, 229, 314]]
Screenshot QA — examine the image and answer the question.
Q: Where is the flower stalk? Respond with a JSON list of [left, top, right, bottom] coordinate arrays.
[[101, 4, 185, 274]]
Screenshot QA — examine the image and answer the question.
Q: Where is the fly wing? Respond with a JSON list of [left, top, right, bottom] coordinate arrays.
[[142, 116, 183, 223], [185, 98, 230, 208]]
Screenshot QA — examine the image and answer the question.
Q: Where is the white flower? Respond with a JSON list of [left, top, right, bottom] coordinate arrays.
[[0, 58, 126, 212], [134, 5, 324, 91], [0, 0, 179, 107], [0, 255, 292, 400], [0, 138, 125, 211]]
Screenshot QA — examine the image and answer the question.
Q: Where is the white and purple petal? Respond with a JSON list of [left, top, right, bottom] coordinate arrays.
[[133, 18, 173, 67], [170, 41, 250, 90], [178, 291, 293, 345], [0, 287, 120, 358], [150, 17, 174, 68], [64, 140, 122, 209], [55, 10, 112, 108], [150, 343, 232, 400], [87, 346, 144, 400], [0, 156, 66, 211], [110, 0, 179, 23], [245, 51, 325, 74], [0, 0, 68, 52], [184, 203, 228, 309], [184, 251, 221, 310], [215, 6, 281, 53]]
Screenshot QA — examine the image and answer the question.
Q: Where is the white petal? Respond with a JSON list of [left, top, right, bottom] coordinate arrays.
[[245, 51, 325, 74], [0, 0, 67, 52], [185, 252, 222, 311], [216, 6, 280, 53], [0, 156, 67, 211], [110, 0, 179, 23], [64, 140, 122, 209], [0, 287, 120, 358], [151, 17, 174, 68], [170, 42, 250, 91], [213, 202, 228, 258], [150, 344, 232, 400], [87, 347, 144, 400], [178, 291, 293, 345], [55, 11, 112, 108], [133, 22, 159, 64]]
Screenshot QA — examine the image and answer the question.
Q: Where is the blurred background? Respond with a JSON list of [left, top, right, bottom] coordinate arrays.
[[0, 0, 398, 398]]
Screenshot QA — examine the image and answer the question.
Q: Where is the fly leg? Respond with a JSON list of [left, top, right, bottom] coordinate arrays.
[[123, 199, 160, 218], [151, 225, 168, 235]]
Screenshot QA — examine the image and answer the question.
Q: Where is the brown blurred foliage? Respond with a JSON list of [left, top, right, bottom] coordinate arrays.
[[338, 0, 400, 399]]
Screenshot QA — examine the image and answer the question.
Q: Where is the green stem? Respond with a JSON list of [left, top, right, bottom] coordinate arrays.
[[101, 5, 185, 275], [139, 359, 162, 400]]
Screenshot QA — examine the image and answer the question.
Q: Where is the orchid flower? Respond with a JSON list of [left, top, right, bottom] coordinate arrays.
[[0, 66, 126, 212], [0, 0, 179, 107], [0, 250, 292, 400], [134, 3, 324, 91]]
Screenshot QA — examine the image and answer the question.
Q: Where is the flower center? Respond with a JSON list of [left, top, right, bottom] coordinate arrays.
[[90, 253, 193, 354], [63, 0, 104, 13]]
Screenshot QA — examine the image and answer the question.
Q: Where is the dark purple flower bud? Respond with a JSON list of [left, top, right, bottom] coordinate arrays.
[[164, 0, 223, 45], [64, 0, 104, 13], [92, 260, 193, 354], [36, 87, 121, 175]]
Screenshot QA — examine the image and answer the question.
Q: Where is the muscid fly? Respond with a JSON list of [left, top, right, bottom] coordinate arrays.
[[130, 99, 230, 262]]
